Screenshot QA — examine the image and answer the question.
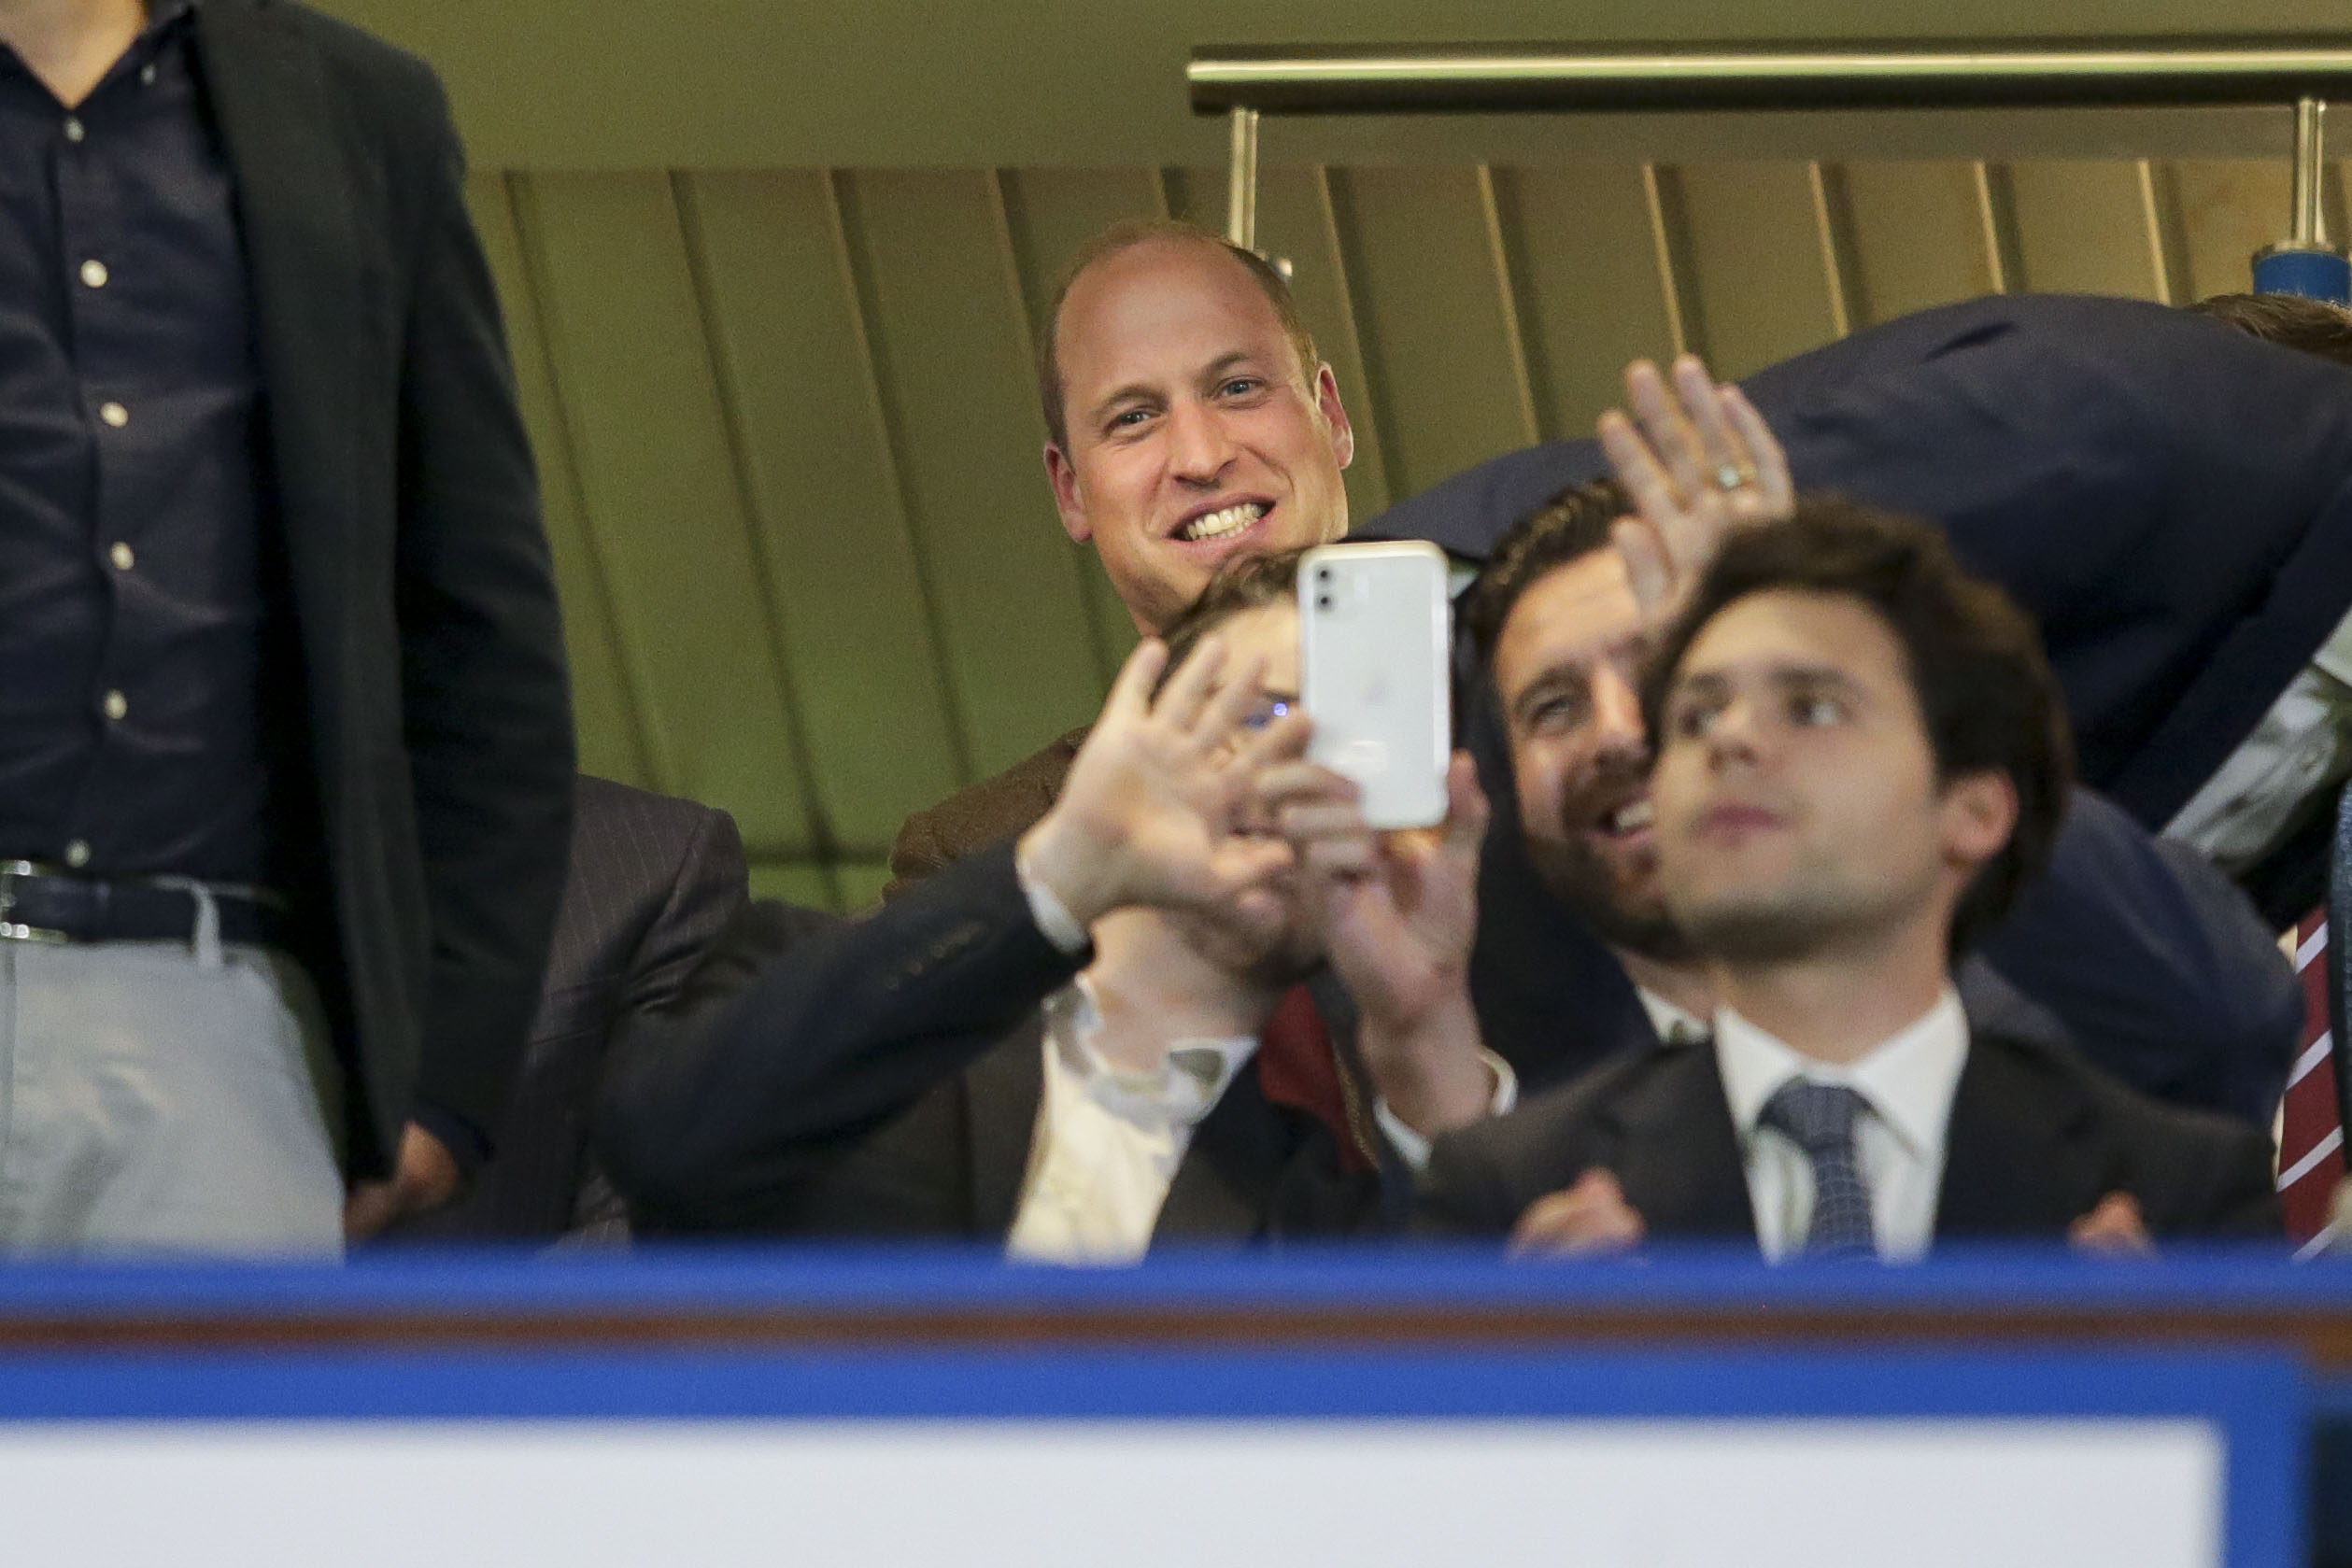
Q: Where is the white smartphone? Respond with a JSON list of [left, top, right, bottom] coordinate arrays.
[[1297, 540, 1452, 829]]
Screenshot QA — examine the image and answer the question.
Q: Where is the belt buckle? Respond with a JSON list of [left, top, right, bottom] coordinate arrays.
[[0, 861, 69, 944]]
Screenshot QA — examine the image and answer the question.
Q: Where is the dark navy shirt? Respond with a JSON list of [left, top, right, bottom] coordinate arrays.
[[0, 0, 290, 883]]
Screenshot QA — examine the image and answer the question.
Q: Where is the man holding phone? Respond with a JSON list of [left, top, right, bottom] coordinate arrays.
[[602, 553, 1500, 1251]]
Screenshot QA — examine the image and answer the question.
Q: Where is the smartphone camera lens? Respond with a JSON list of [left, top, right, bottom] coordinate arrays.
[[1315, 594, 1333, 611], [1316, 567, 1333, 581]]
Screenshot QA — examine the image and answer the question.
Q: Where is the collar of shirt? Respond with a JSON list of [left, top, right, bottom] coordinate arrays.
[[2312, 600, 2352, 690], [1041, 977, 1257, 1129], [1637, 986, 1711, 1047], [1713, 987, 1969, 1163]]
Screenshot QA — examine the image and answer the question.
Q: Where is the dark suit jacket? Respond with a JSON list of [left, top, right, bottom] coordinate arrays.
[[196, 0, 574, 1172], [600, 841, 1385, 1243], [393, 777, 748, 1242], [1371, 294, 2352, 852], [1415, 999, 2286, 1248]]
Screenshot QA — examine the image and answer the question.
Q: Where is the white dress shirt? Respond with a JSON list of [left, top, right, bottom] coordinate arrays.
[[2166, 606, 2352, 871], [1005, 979, 1255, 1264], [1712, 989, 1970, 1263]]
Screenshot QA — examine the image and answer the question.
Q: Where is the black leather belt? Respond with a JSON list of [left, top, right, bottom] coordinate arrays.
[[0, 862, 289, 947]]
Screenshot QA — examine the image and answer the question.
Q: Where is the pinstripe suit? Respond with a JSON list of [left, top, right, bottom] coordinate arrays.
[[391, 775, 749, 1242]]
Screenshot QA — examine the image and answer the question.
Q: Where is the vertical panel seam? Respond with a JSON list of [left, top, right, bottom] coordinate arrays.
[[1974, 162, 2025, 295], [828, 169, 979, 785], [1642, 163, 1702, 361], [1315, 165, 1401, 513], [988, 167, 1120, 695], [1807, 162, 1857, 338], [504, 169, 672, 794], [2137, 159, 2191, 307], [671, 170, 844, 905], [1477, 164, 1543, 449]]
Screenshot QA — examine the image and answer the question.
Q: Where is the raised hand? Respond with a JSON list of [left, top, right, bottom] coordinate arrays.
[[1596, 354, 1792, 619], [1509, 1168, 1647, 1259], [1259, 751, 1495, 1139], [1019, 634, 1308, 932], [2068, 1191, 2158, 1259]]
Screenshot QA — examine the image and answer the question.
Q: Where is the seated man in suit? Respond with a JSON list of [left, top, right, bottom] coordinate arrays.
[[1419, 501, 2282, 1256], [602, 552, 1500, 1255], [386, 775, 760, 1244], [1369, 292, 2352, 927]]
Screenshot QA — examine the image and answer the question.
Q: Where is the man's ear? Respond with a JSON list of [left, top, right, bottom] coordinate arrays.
[[1939, 770, 2019, 872], [1044, 442, 1090, 544], [1314, 362, 1354, 473]]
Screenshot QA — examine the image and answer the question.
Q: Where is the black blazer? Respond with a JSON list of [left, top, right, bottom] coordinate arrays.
[[393, 777, 747, 1242], [1415, 1001, 2286, 1249], [1376, 294, 2352, 847], [600, 842, 1385, 1244], [194, 1, 574, 1170]]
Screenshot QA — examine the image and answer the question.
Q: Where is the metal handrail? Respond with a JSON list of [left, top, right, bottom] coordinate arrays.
[[1188, 38, 2352, 115], [1188, 38, 2352, 249]]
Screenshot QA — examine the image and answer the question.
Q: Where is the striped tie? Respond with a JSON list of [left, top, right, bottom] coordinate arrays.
[[1760, 1081, 1877, 1259], [2282, 910, 2347, 1250]]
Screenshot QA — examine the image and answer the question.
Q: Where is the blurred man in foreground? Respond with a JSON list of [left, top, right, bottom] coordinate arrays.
[[1420, 502, 2282, 1257]]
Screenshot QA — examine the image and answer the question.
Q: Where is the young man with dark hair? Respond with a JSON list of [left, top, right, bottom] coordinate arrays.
[[1456, 374, 2298, 1128], [1420, 502, 2282, 1258], [603, 551, 1501, 1253]]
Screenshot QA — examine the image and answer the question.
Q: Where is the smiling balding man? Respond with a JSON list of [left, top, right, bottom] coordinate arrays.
[[887, 220, 1357, 895]]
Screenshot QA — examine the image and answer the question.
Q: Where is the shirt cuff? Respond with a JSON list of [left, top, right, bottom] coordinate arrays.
[[1375, 1049, 1519, 1173], [411, 1102, 492, 1180], [1014, 844, 1091, 956]]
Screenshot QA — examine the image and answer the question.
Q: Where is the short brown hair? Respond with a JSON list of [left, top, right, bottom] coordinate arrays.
[[1154, 547, 1306, 692], [1636, 497, 2074, 954], [1459, 477, 1632, 663], [2187, 292, 2352, 368], [1038, 219, 1321, 450]]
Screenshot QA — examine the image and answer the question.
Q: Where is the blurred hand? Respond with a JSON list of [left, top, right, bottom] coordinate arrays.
[[1020, 635, 1308, 931], [344, 1122, 462, 1241], [2068, 1190, 2158, 1259], [1509, 1168, 1648, 1259], [1597, 353, 1792, 620]]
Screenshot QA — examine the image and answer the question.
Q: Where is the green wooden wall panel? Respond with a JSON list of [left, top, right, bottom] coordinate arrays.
[[1491, 163, 1679, 443], [679, 170, 969, 859], [2006, 161, 2166, 300], [1840, 162, 2002, 326], [838, 169, 1107, 782], [746, 861, 841, 911], [1325, 165, 1537, 502], [1254, 166, 1395, 529], [1676, 162, 1842, 378], [997, 167, 1171, 676], [464, 174, 649, 790], [2170, 160, 2292, 303], [833, 860, 896, 914], [515, 171, 821, 860]]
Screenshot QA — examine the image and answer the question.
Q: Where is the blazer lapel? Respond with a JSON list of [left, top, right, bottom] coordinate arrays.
[[1608, 1038, 1758, 1242], [964, 1017, 1047, 1237], [192, 0, 365, 630], [1153, 1069, 1284, 1244], [1934, 1028, 2117, 1240]]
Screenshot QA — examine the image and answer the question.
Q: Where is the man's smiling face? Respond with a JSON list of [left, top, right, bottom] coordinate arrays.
[[1492, 545, 1684, 958], [1044, 236, 1353, 634]]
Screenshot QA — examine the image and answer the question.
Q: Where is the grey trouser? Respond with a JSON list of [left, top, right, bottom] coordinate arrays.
[[0, 925, 345, 1254]]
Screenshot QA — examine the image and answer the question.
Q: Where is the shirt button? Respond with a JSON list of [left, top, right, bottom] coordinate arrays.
[[98, 401, 128, 428], [63, 116, 83, 143], [102, 689, 127, 721], [139, 64, 157, 87], [64, 840, 90, 869], [108, 542, 135, 571], [79, 260, 107, 289]]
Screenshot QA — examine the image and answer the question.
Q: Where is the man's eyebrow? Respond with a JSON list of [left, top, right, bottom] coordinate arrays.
[[1508, 660, 1592, 720], [1764, 663, 1867, 696]]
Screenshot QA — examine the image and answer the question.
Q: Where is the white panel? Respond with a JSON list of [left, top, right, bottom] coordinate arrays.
[[0, 1419, 2219, 1568]]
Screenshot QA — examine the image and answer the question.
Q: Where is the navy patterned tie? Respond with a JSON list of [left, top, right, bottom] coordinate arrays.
[[1759, 1081, 1877, 1259]]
